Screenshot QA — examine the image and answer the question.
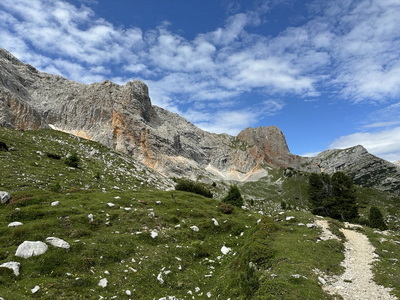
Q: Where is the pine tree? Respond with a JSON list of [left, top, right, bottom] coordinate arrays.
[[222, 185, 244, 207], [369, 206, 387, 230], [308, 172, 358, 221]]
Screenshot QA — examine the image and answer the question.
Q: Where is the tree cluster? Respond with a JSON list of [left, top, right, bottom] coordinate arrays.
[[308, 172, 358, 221]]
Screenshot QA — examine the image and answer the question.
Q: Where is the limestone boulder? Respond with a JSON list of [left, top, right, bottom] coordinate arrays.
[[15, 241, 48, 259], [0, 191, 10, 204], [46, 237, 70, 249], [0, 261, 20, 276]]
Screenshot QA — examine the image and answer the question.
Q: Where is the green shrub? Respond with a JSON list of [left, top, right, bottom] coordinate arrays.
[[222, 185, 244, 207], [218, 202, 234, 214], [65, 153, 80, 168], [46, 152, 61, 159], [175, 179, 213, 198], [369, 206, 387, 230]]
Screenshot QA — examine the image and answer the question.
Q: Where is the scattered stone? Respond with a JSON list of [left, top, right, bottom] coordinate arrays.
[[190, 226, 199, 232], [51, 201, 60, 206], [0, 191, 10, 204], [8, 221, 23, 227], [211, 218, 219, 226], [98, 278, 108, 288], [15, 241, 48, 259], [306, 223, 314, 228], [318, 276, 326, 285], [286, 216, 295, 221], [221, 246, 231, 255], [31, 285, 40, 293], [46, 237, 70, 249], [157, 272, 164, 284], [151, 230, 158, 238], [0, 261, 20, 276], [298, 223, 305, 226], [107, 202, 115, 207], [126, 290, 132, 296], [88, 214, 94, 222]]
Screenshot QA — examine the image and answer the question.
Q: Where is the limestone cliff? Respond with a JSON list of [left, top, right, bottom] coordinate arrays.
[[1, 47, 399, 194]]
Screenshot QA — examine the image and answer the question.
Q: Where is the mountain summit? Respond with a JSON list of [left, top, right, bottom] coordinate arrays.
[[1, 48, 399, 193]]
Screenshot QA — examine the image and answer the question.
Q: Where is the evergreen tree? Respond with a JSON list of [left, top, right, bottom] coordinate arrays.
[[308, 172, 358, 221], [369, 206, 387, 230], [222, 185, 244, 207]]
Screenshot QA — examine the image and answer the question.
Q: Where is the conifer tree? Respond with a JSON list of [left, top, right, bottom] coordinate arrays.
[[222, 185, 244, 207]]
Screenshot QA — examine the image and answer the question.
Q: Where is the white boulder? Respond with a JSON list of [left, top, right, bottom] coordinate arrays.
[[98, 278, 108, 288], [46, 237, 70, 249], [221, 246, 232, 255], [0, 191, 10, 204], [8, 221, 23, 227], [190, 226, 199, 232], [15, 241, 48, 259], [51, 201, 60, 206], [0, 261, 20, 276]]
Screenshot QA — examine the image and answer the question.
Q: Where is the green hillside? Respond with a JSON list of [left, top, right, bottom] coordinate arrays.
[[0, 128, 399, 299]]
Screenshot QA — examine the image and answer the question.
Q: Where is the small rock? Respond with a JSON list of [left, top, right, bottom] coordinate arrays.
[[51, 201, 60, 206], [318, 276, 326, 285], [16, 241, 48, 259], [151, 230, 158, 238], [157, 272, 164, 284], [190, 226, 199, 232], [286, 216, 295, 221], [98, 278, 108, 288], [306, 223, 314, 228], [221, 246, 231, 255], [107, 202, 115, 207], [211, 218, 219, 226], [88, 214, 94, 222], [0, 261, 20, 276], [156, 201, 162, 205], [8, 221, 23, 227], [126, 290, 132, 296], [0, 191, 10, 204], [31, 285, 40, 293], [46, 237, 70, 249]]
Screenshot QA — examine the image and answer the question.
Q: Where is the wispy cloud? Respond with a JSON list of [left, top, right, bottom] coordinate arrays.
[[1, 0, 400, 156]]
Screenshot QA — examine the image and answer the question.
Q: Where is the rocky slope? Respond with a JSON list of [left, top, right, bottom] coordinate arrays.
[[1, 47, 399, 194]]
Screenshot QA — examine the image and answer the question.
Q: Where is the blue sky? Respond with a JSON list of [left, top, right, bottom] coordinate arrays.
[[1, 0, 400, 162]]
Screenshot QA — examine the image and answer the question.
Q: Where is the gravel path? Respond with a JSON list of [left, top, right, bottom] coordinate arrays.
[[323, 225, 397, 300]]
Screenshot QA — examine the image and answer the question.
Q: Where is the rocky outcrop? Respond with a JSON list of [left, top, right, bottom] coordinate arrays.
[[299, 145, 400, 194], [1, 47, 400, 193]]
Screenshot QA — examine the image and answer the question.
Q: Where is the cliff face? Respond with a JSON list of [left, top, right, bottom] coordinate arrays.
[[1, 47, 399, 194]]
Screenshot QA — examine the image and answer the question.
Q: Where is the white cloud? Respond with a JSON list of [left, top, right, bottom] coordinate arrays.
[[329, 127, 400, 162]]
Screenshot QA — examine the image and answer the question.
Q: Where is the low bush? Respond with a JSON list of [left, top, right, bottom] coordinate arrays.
[[218, 202, 234, 214], [175, 179, 213, 198]]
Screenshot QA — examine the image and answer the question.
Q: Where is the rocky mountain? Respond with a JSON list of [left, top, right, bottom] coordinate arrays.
[[1, 47, 399, 194]]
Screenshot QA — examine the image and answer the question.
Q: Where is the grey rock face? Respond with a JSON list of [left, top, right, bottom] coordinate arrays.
[[299, 145, 400, 194], [15, 241, 48, 259], [1, 47, 400, 193]]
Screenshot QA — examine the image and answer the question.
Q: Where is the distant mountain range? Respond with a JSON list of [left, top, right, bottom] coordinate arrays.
[[1, 47, 399, 195]]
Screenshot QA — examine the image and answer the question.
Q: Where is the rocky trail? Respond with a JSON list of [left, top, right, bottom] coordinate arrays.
[[317, 220, 397, 300]]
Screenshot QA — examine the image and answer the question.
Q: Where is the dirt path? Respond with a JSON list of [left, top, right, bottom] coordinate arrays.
[[319, 222, 397, 300]]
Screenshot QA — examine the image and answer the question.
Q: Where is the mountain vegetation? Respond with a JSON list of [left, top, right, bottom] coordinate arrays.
[[0, 128, 399, 299]]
